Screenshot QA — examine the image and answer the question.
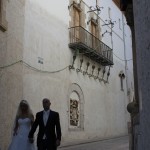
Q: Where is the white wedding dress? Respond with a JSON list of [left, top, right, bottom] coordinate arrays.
[[8, 118, 36, 150]]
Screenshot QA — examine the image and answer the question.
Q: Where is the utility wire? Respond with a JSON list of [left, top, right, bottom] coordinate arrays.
[[0, 60, 69, 73], [0, 60, 22, 69], [113, 52, 132, 61], [0, 52, 132, 74], [23, 61, 69, 73]]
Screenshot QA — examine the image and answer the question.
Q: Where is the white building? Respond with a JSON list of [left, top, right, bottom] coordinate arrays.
[[0, 0, 133, 149]]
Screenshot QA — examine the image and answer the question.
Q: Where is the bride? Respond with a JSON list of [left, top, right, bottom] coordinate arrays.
[[8, 100, 36, 150]]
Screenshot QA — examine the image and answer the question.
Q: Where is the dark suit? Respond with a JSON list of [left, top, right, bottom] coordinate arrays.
[[28, 110, 61, 150]]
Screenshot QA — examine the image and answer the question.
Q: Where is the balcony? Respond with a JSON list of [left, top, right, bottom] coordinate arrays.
[[69, 26, 113, 66]]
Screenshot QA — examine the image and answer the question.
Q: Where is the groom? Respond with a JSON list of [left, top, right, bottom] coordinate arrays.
[[28, 98, 61, 150]]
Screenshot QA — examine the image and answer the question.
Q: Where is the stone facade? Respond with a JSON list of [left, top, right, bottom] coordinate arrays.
[[0, 0, 133, 149], [120, 0, 150, 149], [133, 0, 150, 149]]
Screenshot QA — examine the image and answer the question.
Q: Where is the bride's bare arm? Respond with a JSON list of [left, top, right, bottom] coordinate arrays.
[[28, 113, 39, 143], [13, 118, 19, 136], [30, 114, 34, 125]]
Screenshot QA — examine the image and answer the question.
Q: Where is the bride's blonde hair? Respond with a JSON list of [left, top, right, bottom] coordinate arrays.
[[16, 100, 33, 120]]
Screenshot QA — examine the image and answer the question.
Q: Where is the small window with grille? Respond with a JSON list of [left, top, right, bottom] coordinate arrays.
[[119, 18, 122, 30]]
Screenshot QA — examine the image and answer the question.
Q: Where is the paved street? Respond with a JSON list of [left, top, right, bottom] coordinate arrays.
[[58, 136, 129, 150]]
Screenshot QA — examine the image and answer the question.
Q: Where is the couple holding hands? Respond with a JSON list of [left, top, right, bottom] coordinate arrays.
[[8, 98, 61, 150]]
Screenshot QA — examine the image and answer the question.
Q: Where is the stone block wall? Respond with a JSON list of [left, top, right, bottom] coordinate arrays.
[[133, 0, 150, 149]]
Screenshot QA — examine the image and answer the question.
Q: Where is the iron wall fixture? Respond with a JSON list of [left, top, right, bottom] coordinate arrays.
[[102, 67, 106, 79], [107, 66, 111, 82], [94, 67, 101, 79], [83, 62, 90, 75], [76, 68, 81, 73], [102, 19, 116, 28], [89, 65, 95, 78], [76, 59, 84, 73], [90, 65, 95, 77], [102, 19, 116, 37], [99, 77, 103, 82], [69, 65, 108, 83], [69, 55, 76, 70], [102, 30, 112, 37], [87, 5, 103, 15], [80, 59, 83, 70]]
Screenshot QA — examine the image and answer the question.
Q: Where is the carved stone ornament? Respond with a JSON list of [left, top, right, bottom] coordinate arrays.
[[70, 99, 79, 126]]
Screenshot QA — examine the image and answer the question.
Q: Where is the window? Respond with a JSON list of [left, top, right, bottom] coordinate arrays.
[[69, 92, 80, 128], [119, 71, 125, 91], [108, 7, 111, 19], [119, 18, 122, 30], [70, 98, 80, 127], [68, 83, 84, 131]]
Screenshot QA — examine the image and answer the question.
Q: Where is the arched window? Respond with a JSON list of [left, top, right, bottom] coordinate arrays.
[[68, 83, 84, 130], [70, 92, 80, 127]]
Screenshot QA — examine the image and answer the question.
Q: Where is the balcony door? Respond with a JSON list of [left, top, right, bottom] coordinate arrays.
[[91, 22, 97, 50], [73, 7, 80, 42]]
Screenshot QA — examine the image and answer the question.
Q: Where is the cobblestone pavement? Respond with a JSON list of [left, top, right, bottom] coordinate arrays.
[[58, 136, 129, 150]]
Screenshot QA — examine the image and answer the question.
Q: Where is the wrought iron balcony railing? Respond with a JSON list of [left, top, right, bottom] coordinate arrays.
[[69, 26, 113, 66]]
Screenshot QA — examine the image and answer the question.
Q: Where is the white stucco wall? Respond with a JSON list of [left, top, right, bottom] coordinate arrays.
[[0, 0, 25, 149], [0, 0, 133, 149]]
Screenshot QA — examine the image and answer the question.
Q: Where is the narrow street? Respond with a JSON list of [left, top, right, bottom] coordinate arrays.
[[59, 136, 129, 150]]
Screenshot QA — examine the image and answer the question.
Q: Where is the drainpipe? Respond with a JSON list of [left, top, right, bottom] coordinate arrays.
[[122, 13, 129, 99]]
